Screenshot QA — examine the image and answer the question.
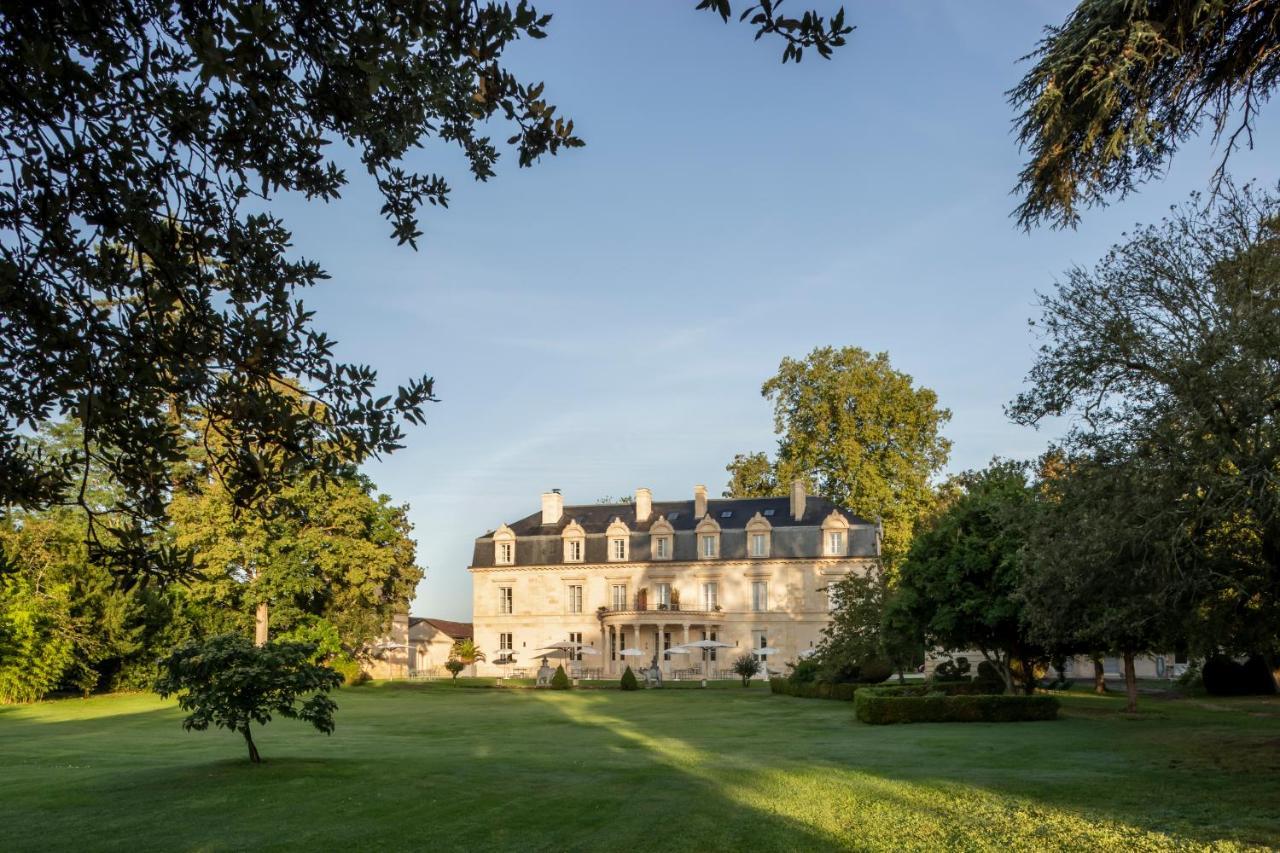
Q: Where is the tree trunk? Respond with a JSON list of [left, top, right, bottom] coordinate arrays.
[[1123, 651, 1138, 713], [243, 726, 262, 763], [254, 602, 269, 647], [1092, 655, 1108, 694], [1019, 653, 1037, 695], [896, 667, 906, 686]]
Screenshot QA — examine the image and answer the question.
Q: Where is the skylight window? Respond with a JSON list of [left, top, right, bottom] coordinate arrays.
[[763, 509, 775, 517], [719, 510, 733, 518], [667, 511, 681, 520]]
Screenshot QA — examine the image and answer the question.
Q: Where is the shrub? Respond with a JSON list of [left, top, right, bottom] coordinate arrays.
[[330, 654, 370, 687], [855, 657, 893, 684], [933, 656, 971, 682], [445, 660, 466, 680], [620, 666, 639, 691], [1243, 655, 1278, 695], [550, 665, 570, 690], [732, 654, 761, 687], [770, 678, 857, 701], [975, 660, 1005, 693], [1203, 655, 1250, 696], [154, 634, 342, 763], [1175, 660, 1201, 688], [855, 689, 1059, 725], [787, 658, 821, 685]]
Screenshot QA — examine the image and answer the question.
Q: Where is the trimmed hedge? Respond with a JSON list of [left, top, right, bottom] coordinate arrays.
[[855, 689, 1059, 725], [770, 679, 858, 701]]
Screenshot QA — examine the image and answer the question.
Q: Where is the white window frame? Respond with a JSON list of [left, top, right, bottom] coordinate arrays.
[[654, 536, 669, 559], [499, 586, 513, 615], [656, 582, 672, 608], [700, 535, 717, 558], [497, 541, 513, 564], [702, 581, 718, 611], [827, 531, 845, 556], [751, 533, 767, 557], [611, 583, 628, 611], [567, 584, 583, 614], [751, 580, 768, 612]]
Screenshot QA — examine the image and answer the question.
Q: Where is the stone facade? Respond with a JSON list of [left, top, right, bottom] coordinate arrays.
[[468, 483, 880, 678]]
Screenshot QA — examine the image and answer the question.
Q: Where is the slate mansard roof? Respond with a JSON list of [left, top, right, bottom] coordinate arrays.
[[470, 495, 880, 568]]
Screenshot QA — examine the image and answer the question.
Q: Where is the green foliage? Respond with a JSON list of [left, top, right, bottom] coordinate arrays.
[[722, 452, 781, 498], [450, 639, 485, 669], [1175, 661, 1202, 688], [770, 679, 859, 701], [888, 459, 1045, 693], [1203, 655, 1278, 697], [975, 660, 1006, 694], [274, 617, 343, 663], [445, 660, 466, 680], [329, 655, 370, 687], [170, 469, 422, 653], [724, 347, 952, 570], [732, 653, 761, 686], [550, 665, 570, 690], [933, 657, 971, 682], [855, 690, 1060, 725], [816, 566, 902, 682], [787, 658, 821, 685], [1010, 0, 1278, 228], [1012, 185, 1280, 657], [620, 666, 639, 691], [155, 634, 342, 763]]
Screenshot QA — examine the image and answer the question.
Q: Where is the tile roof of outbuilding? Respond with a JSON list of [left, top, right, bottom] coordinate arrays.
[[409, 617, 473, 639]]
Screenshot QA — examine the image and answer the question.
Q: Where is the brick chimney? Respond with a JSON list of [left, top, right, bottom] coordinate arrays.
[[635, 487, 652, 523], [790, 479, 806, 521], [694, 484, 707, 519], [541, 489, 563, 526]]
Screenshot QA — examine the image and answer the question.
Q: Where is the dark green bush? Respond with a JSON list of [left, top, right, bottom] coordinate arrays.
[[620, 666, 639, 691], [444, 660, 466, 680], [550, 665, 570, 690], [1203, 655, 1257, 696], [330, 655, 370, 687], [975, 660, 1005, 693], [770, 678, 857, 701], [855, 690, 1059, 725], [933, 656, 971, 682], [1243, 656, 1278, 695], [787, 658, 821, 685], [855, 658, 894, 684]]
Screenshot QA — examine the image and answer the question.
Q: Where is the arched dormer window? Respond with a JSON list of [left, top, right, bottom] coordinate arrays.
[[745, 512, 772, 558], [562, 519, 586, 563], [606, 518, 630, 562], [493, 524, 516, 566], [695, 515, 721, 560], [649, 516, 674, 561], [821, 511, 850, 557]]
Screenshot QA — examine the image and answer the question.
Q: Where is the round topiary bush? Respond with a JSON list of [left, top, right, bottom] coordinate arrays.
[[1202, 655, 1248, 696], [855, 657, 893, 684], [975, 660, 1005, 693], [550, 664, 571, 690], [620, 666, 639, 691]]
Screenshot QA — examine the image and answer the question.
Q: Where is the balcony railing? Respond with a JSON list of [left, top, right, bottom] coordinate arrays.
[[600, 603, 722, 616]]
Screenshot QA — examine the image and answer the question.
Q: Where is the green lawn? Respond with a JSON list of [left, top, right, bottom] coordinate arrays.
[[1, 682, 1277, 851]]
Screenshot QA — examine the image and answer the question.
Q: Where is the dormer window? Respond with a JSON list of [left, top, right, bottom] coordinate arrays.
[[745, 511, 772, 559], [695, 515, 721, 560], [494, 524, 516, 566], [562, 520, 586, 563], [821, 511, 850, 557], [649, 516, 674, 561], [606, 518, 630, 562]]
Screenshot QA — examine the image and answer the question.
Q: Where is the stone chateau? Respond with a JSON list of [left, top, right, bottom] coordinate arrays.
[[468, 482, 881, 678]]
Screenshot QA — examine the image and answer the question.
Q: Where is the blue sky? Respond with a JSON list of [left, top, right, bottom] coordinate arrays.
[[274, 3, 1279, 621]]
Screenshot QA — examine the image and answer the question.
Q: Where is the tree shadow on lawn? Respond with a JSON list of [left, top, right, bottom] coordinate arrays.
[[538, 688, 1280, 850]]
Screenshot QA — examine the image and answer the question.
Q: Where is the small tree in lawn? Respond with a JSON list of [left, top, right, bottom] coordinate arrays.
[[550, 665, 571, 690], [445, 660, 466, 680], [450, 639, 486, 677], [732, 653, 761, 687], [155, 634, 341, 764], [620, 666, 639, 691]]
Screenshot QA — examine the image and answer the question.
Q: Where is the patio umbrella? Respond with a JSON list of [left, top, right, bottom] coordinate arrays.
[[681, 639, 734, 683], [752, 646, 781, 681], [797, 648, 819, 660]]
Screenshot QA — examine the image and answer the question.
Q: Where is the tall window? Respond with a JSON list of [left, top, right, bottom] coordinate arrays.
[[654, 537, 669, 559], [610, 627, 617, 661], [751, 533, 767, 557], [568, 584, 583, 614], [569, 631, 583, 661], [499, 586, 513, 614], [610, 537, 627, 561], [567, 539, 582, 561], [702, 582, 718, 611], [752, 580, 768, 612], [611, 584, 628, 611], [701, 629, 719, 662], [497, 541, 513, 564], [499, 633, 513, 656], [656, 582, 672, 608], [662, 631, 672, 661], [827, 581, 841, 612], [701, 535, 716, 558], [827, 531, 844, 556]]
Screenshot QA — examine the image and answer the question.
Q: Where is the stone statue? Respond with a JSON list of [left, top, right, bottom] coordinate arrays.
[[536, 657, 554, 687]]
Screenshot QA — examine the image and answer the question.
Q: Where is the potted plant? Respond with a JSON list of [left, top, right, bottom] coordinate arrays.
[[670, 588, 681, 611], [636, 588, 648, 610]]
